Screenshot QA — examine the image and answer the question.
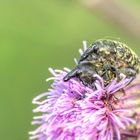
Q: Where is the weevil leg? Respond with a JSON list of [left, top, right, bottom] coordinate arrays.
[[102, 64, 119, 77], [81, 80, 89, 87], [90, 76, 100, 89], [125, 67, 136, 78], [119, 88, 126, 96]]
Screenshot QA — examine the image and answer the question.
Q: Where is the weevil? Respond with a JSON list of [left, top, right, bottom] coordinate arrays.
[[64, 39, 140, 88]]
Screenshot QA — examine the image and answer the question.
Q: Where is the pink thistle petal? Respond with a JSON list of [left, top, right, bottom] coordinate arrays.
[[29, 68, 140, 140]]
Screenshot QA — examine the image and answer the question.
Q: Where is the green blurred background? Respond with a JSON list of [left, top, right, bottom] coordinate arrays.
[[1, 0, 140, 139]]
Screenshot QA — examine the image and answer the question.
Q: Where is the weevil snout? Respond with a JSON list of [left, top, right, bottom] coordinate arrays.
[[63, 68, 79, 81]]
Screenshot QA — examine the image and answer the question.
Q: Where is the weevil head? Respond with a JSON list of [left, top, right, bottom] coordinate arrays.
[[64, 63, 97, 87]]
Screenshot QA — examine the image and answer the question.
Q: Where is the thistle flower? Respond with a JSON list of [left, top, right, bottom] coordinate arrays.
[[29, 41, 140, 140], [29, 68, 140, 140]]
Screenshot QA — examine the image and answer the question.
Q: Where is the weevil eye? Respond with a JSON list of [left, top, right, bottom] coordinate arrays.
[[79, 43, 98, 62], [92, 45, 99, 54]]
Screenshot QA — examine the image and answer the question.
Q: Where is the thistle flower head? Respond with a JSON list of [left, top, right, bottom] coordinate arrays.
[[29, 41, 140, 140], [29, 68, 140, 140]]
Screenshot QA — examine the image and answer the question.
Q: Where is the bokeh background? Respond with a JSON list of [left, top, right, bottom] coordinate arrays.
[[1, 0, 140, 139]]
